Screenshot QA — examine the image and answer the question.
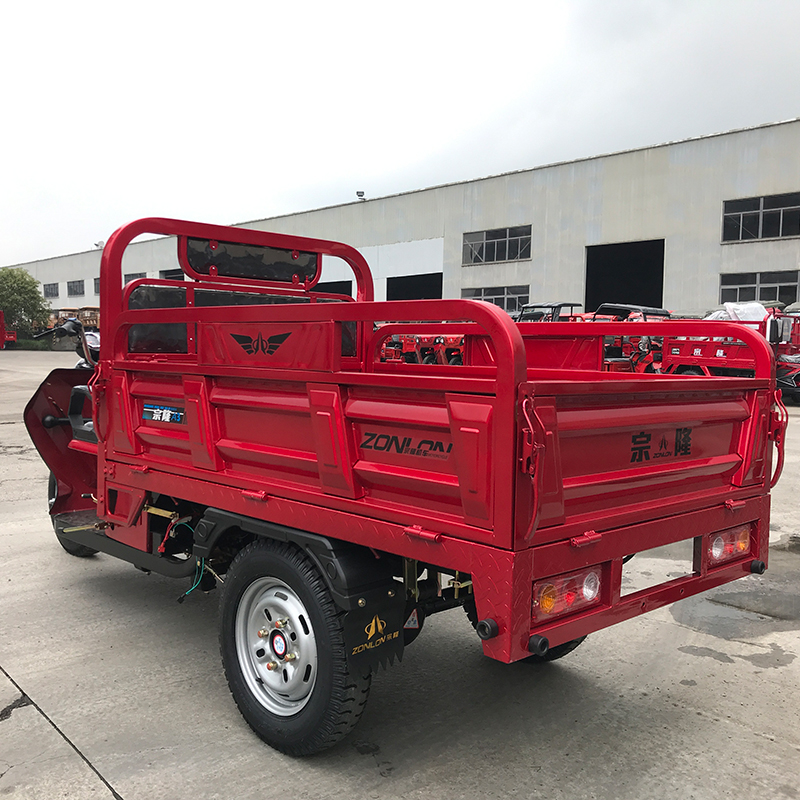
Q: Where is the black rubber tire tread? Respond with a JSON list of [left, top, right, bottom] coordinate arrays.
[[678, 366, 704, 375], [463, 598, 587, 663], [48, 473, 98, 558], [219, 538, 371, 756]]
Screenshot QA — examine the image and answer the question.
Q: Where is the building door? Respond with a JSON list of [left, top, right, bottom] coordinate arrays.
[[386, 273, 443, 300], [585, 240, 664, 312], [315, 280, 353, 297]]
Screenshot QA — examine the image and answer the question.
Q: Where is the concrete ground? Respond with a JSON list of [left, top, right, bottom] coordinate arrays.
[[1, 350, 799, 800]]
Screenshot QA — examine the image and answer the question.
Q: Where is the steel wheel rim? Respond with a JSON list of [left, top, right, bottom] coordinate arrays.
[[235, 576, 318, 717]]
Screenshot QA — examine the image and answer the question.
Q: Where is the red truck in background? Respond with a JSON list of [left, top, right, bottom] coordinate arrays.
[[659, 304, 800, 402], [380, 331, 464, 365], [25, 218, 787, 756], [0, 310, 17, 349]]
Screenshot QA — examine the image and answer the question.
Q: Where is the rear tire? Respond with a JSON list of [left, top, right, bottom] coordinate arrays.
[[219, 538, 371, 755], [48, 473, 99, 558], [463, 598, 587, 662]]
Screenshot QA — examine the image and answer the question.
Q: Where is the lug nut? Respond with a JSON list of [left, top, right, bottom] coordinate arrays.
[[266, 661, 279, 671], [284, 652, 297, 661], [274, 619, 289, 629], [257, 628, 269, 638]]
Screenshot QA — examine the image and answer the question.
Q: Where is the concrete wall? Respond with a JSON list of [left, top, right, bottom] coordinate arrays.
[[14, 119, 800, 313], [20, 249, 104, 307], [247, 118, 800, 311]]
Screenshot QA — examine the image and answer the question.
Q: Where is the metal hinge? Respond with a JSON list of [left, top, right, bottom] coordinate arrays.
[[724, 499, 746, 511], [241, 489, 269, 502], [403, 525, 443, 543], [570, 530, 603, 548]]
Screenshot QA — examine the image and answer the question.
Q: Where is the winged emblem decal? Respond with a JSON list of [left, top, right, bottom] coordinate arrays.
[[230, 332, 291, 355]]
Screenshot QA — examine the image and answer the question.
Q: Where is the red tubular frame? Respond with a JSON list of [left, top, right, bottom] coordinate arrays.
[[100, 217, 376, 349]]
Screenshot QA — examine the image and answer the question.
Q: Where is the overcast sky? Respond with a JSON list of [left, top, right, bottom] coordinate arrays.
[[2, 0, 800, 267]]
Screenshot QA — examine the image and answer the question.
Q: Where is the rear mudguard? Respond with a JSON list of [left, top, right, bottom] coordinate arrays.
[[195, 509, 406, 672]]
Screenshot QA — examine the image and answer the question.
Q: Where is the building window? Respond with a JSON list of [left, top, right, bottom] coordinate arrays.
[[722, 193, 800, 242], [159, 268, 185, 280], [720, 271, 798, 305], [94, 277, 100, 295], [43, 283, 59, 298], [462, 285, 529, 314], [67, 280, 85, 297], [124, 272, 146, 284], [463, 225, 531, 265]]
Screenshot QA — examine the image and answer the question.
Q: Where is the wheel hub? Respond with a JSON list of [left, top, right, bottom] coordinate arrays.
[[270, 629, 288, 659], [235, 577, 318, 717]]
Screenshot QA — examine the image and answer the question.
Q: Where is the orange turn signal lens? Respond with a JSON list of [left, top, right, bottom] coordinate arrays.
[[538, 584, 558, 614]]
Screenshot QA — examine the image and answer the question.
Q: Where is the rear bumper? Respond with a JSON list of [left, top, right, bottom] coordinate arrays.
[[471, 493, 769, 663]]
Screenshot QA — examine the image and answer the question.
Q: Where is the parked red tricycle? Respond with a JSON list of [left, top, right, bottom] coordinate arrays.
[[25, 218, 787, 755]]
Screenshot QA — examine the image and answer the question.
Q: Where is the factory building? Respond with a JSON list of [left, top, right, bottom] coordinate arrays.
[[16, 118, 800, 317]]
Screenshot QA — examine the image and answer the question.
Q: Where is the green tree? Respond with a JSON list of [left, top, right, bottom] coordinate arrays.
[[0, 268, 50, 339]]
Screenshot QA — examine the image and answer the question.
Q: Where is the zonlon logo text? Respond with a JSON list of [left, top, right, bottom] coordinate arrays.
[[352, 615, 400, 655], [360, 432, 453, 460]]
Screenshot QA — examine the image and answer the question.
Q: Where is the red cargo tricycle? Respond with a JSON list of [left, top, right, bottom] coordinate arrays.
[[26, 218, 787, 755]]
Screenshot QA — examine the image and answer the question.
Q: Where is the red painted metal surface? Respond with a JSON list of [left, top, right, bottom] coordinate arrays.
[[24, 369, 98, 514], [0, 311, 16, 348], [28, 218, 783, 665]]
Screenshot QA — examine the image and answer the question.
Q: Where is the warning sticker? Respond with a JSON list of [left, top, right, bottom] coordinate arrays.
[[403, 608, 420, 630]]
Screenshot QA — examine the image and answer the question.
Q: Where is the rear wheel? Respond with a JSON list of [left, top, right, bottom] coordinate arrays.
[[463, 598, 586, 662], [48, 473, 98, 558], [219, 538, 371, 755]]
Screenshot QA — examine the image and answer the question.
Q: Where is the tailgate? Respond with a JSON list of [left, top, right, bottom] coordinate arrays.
[[515, 321, 779, 545], [525, 380, 773, 538]]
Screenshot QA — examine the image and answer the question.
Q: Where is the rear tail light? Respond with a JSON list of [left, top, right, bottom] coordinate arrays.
[[533, 567, 602, 622], [707, 525, 751, 567]]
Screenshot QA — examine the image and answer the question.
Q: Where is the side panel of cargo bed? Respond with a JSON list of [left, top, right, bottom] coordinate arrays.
[[104, 369, 505, 545], [97, 298, 529, 552]]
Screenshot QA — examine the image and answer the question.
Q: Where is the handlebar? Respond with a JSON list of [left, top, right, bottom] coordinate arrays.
[[34, 319, 84, 339], [34, 318, 99, 368]]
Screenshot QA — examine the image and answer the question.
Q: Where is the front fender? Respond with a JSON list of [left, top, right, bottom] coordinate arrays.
[[24, 369, 98, 517]]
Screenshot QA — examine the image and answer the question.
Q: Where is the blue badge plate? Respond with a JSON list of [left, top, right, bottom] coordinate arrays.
[[142, 404, 186, 424]]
